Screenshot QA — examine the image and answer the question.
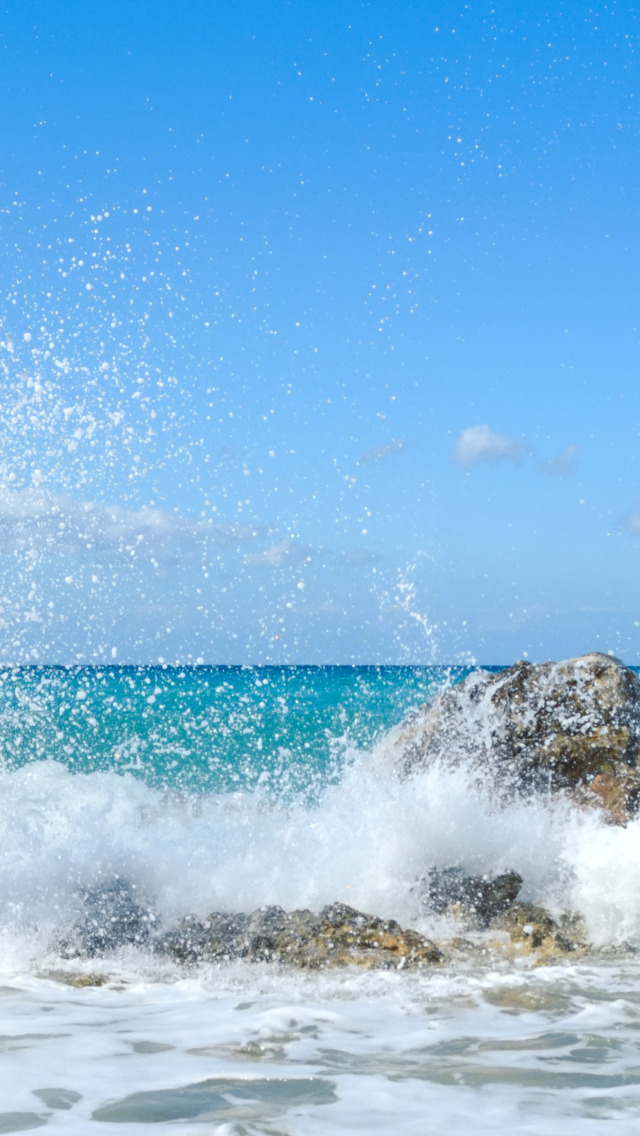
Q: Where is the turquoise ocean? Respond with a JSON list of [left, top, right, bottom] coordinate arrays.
[[2, 664, 640, 1134], [0, 664, 471, 793]]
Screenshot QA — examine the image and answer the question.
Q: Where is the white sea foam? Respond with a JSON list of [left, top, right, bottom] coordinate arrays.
[[1, 958, 640, 1133], [0, 746, 638, 958]]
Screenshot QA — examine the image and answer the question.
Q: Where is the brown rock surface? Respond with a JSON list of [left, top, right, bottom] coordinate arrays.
[[158, 902, 443, 970], [385, 652, 640, 822], [493, 902, 589, 957]]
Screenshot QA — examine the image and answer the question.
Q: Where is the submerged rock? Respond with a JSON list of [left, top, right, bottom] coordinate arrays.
[[59, 878, 159, 958], [157, 901, 443, 970], [386, 652, 640, 823], [40, 969, 111, 987], [425, 867, 523, 925]]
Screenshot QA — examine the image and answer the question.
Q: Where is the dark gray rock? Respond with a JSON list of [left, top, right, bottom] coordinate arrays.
[[155, 911, 250, 963], [425, 867, 523, 925], [60, 878, 159, 957]]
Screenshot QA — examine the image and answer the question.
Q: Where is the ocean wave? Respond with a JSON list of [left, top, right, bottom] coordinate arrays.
[[0, 750, 638, 965]]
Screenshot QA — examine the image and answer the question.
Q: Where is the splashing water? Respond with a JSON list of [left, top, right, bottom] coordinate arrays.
[[0, 663, 638, 954], [0, 664, 639, 1133]]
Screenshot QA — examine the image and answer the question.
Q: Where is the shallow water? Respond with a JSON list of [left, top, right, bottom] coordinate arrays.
[[3, 960, 640, 1133], [1, 664, 639, 1133]]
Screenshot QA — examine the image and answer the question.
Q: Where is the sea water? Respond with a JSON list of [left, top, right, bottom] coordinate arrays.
[[2, 665, 640, 1134]]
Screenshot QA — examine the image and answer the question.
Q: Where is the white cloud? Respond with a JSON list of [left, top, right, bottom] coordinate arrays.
[[245, 538, 314, 569], [453, 424, 527, 467], [335, 548, 380, 566], [359, 438, 406, 464], [297, 600, 345, 616], [539, 444, 579, 476], [0, 487, 258, 563], [624, 509, 640, 537]]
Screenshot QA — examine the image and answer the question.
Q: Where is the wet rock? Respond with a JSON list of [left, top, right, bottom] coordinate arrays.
[[60, 878, 159, 958], [425, 867, 523, 925], [595, 940, 639, 958], [311, 902, 443, 968], [386, 653, 640, 822], [572, 771, 637, 826], [492, 902, 589, 956], [41, 969, 110, 987], [157, 911, 251, 963], [158, 901, 443, 970]]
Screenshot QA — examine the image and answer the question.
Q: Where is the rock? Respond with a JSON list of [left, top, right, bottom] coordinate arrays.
[[386, 653, 640, 822], [573, 771, 636, 826], [158, 901, 443, 970], [312, 902, 443, 968], [56, 880, 598, 968], [493, 902, 589, 956], [40, 969, 110, 987], [60, 878, 159, 958], [425, 867, 523, 925], [57, 883, 442, 970], [157, 911, 251, 963]]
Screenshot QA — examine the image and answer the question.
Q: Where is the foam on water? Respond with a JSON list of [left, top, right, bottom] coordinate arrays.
[[2, 953, 640, 1133], [1, 742, 639, 962]]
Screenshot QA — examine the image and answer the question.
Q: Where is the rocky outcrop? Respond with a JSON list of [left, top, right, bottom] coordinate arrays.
[[157, 902, 443, 970], [420, 869, 591, 958], [58, 887, 442, 970], [386, 653, 640, 822], [53, 875, 606, 969], [60, 878, 160, 958], [425, 867, 523, 925]]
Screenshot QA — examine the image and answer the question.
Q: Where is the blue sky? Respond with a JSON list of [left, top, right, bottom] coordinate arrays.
[[0, 0, 639, 664]]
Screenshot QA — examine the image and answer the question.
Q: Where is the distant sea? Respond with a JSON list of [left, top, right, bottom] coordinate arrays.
[[1, 663, 640, 1134]]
